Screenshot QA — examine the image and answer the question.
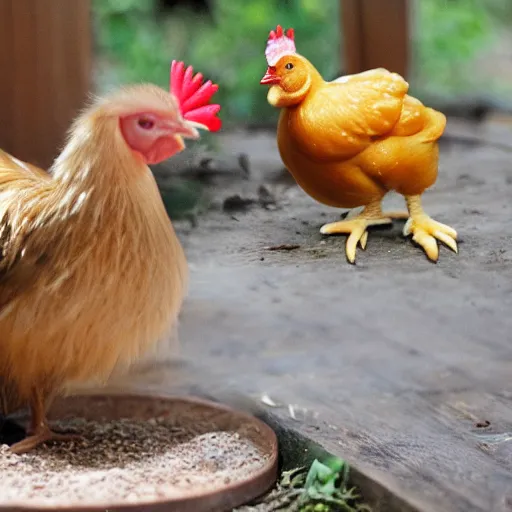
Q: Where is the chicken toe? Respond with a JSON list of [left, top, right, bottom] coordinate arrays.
[[10, 389, 82, 454], [10, 427, 82, 454], [320, 200, 396, 265], [404, 195, 457, 262]]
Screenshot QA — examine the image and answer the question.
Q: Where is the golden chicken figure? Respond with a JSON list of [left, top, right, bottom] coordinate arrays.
[[0, 61, 221, 453], [260, 26, 457, 263]]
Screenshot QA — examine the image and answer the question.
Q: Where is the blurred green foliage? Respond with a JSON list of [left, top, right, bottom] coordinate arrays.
[[93, 0, 340, 126], [93, 0, 512, 125], [411, 0, 512, 97]]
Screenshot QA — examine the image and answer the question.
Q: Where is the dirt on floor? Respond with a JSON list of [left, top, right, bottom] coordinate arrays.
[[164, 119, 512, 373], [170, 120, 512, 270], [139, 117, 512, 512]]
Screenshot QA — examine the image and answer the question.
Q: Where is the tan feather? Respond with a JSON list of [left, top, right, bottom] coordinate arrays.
[[0, 85, 188, 415]]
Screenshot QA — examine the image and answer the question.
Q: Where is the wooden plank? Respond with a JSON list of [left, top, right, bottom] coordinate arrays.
[[0, 1, 14, 152], [33, 0, 55, 168], [11, 1, 37, 160], [341, 0, 410, 78], [340, 0, 365, 77], [96, 126, 512, 512], [0, 0, 91, 168]]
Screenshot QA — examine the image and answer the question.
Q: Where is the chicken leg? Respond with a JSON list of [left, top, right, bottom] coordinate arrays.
[[10, 390, 81, 454], [320, 200, 408, 263], [403, 195, 457, 262]]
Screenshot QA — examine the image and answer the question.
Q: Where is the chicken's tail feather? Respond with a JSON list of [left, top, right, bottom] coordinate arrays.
[[170, 60, 222, 132]]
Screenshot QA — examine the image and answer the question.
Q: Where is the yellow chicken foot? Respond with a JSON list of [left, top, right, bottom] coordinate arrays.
[[404, 195, 458, 262], [320, 201, 396, 263], [10, 391, 82, 454], [344, 208, 409, 221], [343, 207, 409, 250]]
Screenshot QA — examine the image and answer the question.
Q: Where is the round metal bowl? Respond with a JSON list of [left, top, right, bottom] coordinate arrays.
[[2, 393, 279, 512]]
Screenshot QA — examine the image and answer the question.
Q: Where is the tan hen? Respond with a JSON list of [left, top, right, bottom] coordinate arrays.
[[0, 61, 221, 453]]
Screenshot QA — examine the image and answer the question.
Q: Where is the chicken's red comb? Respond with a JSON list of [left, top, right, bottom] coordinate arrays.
[[170, 60, 222, 132], [265, 25, 296, 66]]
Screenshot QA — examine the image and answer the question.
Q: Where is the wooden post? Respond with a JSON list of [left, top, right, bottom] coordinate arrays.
[[0, 0, 92, 168], [341, 0, 410, 79]]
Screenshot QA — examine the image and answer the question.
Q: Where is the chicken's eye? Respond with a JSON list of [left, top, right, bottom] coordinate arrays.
[[138, 118, 155, 130], [285, 63, 294, 70]]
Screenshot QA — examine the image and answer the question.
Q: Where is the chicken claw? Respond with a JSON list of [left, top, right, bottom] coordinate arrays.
[[10, 428, 82, 454], [343, 208, 408, 254], [320, 216, 393, 264], [404, 196, 457, 262], [9, 391, 83, 454]]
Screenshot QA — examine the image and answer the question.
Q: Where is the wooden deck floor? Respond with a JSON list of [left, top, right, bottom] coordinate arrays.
[[112, 118, 512, 512]]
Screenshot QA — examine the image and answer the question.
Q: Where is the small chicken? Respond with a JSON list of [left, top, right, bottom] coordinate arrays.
[[260, 26, 457, 263], [0, 61, 221, 453]]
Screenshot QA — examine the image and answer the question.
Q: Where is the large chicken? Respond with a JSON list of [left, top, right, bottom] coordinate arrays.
[[260, 26, 457, 263], [0, 61, 221, 453]]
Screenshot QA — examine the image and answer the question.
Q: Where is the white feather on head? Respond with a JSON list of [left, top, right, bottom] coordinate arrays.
[[265, 25, 297, 66]]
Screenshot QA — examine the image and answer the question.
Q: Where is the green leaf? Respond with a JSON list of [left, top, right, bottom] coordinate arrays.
[[305, 460, 333, 488], [323, 456, 346, 474]]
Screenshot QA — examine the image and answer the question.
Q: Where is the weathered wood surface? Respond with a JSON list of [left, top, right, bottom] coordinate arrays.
[[108, 118, 512, 512], [0, 0, 91, 168]]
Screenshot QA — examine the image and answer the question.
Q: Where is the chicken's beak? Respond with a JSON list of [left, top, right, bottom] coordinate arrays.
[[260, 67, 281, 85], [176, 121, 201, 140], [164, 119, 200, 140]]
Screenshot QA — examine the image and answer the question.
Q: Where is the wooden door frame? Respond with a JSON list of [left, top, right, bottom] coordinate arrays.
[[341, 0, 410, 79], [0, 0, 91, 168]]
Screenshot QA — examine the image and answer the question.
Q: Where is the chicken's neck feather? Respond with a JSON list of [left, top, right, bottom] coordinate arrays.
[[47, 114, 155, 225], [51, 115, 143, 188]]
